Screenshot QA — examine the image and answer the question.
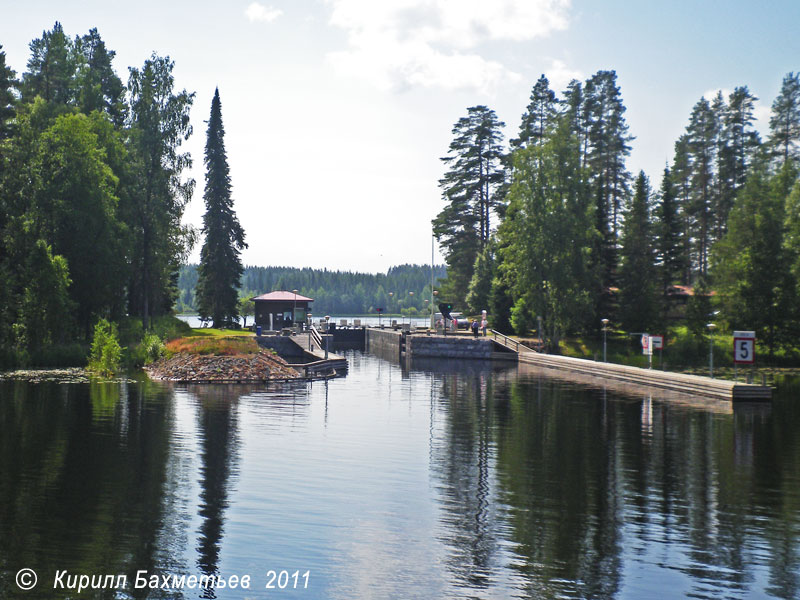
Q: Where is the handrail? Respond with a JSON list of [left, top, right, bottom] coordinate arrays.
[[490, 329, 520, 352], [310, 325, 323, 349]]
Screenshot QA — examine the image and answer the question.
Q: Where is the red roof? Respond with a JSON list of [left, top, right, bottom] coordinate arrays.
[[252, 291, 314, 302]]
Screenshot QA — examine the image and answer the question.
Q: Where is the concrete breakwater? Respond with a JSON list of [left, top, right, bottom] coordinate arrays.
[[516, 351, 772, 401]]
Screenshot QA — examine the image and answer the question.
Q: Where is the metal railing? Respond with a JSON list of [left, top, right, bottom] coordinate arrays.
[[490, 329, 520, 352]]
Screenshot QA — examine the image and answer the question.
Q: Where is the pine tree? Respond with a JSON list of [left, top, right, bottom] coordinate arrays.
[[685, 96, 718, 278], [618, 172, 657, 333], [0, 45, 16, 141], [768, 72, 800, 166], [434, 105, 505, 305], [582, 70, 633, 323], [512, 75, 558, 150], [195, 88, 247, 328], [21, 22, 76, 105]]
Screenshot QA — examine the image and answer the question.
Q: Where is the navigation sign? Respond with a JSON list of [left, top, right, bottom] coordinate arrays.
[[651, 335, 664, 350], [733, 330, 756, 364], [641, 334, 653, 356]]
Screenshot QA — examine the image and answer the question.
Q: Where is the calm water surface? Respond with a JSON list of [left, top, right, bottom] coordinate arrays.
[[1, 352, 800, 599]]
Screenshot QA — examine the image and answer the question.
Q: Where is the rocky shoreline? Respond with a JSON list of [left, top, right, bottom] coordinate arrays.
[[145, 351, 300, 382]]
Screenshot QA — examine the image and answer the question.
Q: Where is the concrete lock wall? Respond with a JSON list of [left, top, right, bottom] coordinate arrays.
[[407, 335, 493, 359], [366, 329, 402, 361], [255, 336, 308, 359]]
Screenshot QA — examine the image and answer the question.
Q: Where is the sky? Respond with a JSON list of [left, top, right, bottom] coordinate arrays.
[[3, 1, 800, 273]]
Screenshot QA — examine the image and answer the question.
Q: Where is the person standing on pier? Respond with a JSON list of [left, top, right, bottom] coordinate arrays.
[[471, 319, 480, 338]]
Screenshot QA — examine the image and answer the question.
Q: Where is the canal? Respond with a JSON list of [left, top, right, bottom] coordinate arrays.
[[1, 351, 799, 599]]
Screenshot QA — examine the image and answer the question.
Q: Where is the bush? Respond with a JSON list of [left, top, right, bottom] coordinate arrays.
[[88, 319, 122, 377]]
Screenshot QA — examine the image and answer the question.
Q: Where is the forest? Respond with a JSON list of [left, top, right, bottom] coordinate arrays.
[[436, 71, 800, 356], [177, 263, 447, 316], [0, 23, 194, 365]]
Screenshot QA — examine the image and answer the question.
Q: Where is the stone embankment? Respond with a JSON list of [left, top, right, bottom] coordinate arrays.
[[146, 351, 300, 382]]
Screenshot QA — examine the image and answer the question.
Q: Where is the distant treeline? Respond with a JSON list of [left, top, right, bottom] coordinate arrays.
[[177, 264, 448, 315]]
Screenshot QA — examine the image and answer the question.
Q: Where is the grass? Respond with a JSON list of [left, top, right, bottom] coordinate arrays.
[[183, 327, 254, 338], [165, 333, 259, 357]]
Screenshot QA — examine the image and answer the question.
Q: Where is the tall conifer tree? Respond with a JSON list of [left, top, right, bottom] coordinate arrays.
[[768, 72, 800, 166], [434, 105, 505, 304], [618, 171, 657, 333], [196, 88, 246, 327]]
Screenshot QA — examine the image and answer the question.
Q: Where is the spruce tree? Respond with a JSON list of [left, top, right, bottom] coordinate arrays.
[[653, 167, 685, 302], [196, 88, 246, 328], [618, 171, 657, 333]]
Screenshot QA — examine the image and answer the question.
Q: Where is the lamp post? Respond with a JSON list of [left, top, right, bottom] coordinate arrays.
[[292, 289, 298, 327], [537, 315, 543, 347], [707, 322, 716, 378], [408, 291, 414, 327], [307, 312, 313, 349], [601, 318, 609, 362], [388, 292, 393, 325]]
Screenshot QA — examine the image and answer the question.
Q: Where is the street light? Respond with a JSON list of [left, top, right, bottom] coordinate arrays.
[[408, 291, 414, 327], [307, 312, 313, 349], [601, 318, 609, 362], [388, 292, 393, 325], [707, 322, 716, 378], [292, 289, 299, 327]]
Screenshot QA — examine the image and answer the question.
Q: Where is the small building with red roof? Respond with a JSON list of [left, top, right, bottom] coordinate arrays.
[[253, 291, 313, 330]]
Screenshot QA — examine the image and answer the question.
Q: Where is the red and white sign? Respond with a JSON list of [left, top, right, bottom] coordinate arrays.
[[733, 330, 756, 364], [651, 335, 664, 350], [641, 334, 652, 356]]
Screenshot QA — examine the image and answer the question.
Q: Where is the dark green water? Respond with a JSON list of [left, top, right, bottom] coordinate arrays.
[[1, 352, 799, 599]]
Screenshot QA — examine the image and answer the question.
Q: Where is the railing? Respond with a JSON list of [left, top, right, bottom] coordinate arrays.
[[310, 325, 323, 350], [490, 329, 520, 353]]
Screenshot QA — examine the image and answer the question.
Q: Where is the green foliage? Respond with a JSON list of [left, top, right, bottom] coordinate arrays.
[[768, 72, 800, 166], [18, 239, 73, 352], [195, 89, 247, 327], [510, 297, 534, 336], [685, 278, 713, 340], [488, 275, 514, 334], [434, 105, 506, 305], [465, 242, 495, 315], [498, 115, 594, 347], [125, 53, 195, 326], [618, 172, 658, 332], [713, 162, 797, 354], [0, 44, 17, 141], [88, 318, 122, 376], [238, 295, 255, 327]]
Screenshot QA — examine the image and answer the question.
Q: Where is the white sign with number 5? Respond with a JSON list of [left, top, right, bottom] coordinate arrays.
[[733, 330, 755, 364]]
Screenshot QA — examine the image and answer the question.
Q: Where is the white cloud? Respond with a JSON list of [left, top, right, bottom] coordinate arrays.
[[325, 0, 571, 92], [245, 2, 283, 23], [544, 58, 582, 93]]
